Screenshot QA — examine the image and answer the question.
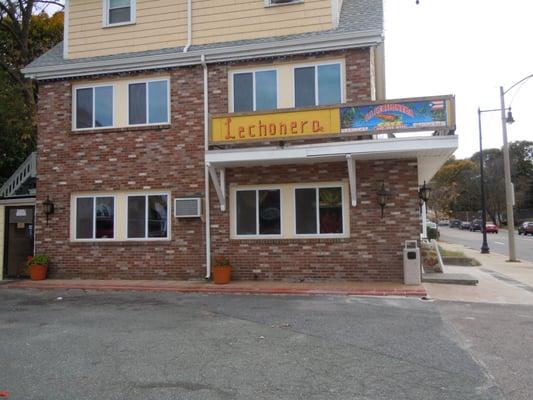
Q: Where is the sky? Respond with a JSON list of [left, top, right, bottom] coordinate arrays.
[[384, 0, 533, 159]]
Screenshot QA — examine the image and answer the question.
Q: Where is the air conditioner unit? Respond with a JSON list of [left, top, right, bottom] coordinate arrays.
[[174, 198, 202, 218]]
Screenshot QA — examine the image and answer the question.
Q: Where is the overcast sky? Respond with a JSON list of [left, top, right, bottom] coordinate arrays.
[[384, 0, 533, 159]]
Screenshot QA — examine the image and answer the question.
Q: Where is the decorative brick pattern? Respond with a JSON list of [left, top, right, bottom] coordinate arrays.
[[34, 48, 420, 281]]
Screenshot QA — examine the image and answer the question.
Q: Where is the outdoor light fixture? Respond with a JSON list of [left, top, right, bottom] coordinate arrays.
[[418, 181, 431, 204], [377, 181, 389, 218], [42, 196, 54, 224], [506, 108, 515, 124]]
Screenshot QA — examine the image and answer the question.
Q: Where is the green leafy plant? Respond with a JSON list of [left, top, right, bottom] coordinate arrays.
[[27, 255, 50, 267], [213, 256, 230, 268]]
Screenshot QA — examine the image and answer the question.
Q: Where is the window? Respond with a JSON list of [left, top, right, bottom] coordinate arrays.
[[294, 63, 342, 107], [127, 194, 169, 239], [75, 86, 113, 129], [266, 0, 302, 5], [75, 196, 115, 240], [236, 189, 281, 236], [232, 70, 277, 112], [128, 80, 169, 125], [295, 187, 344, 235], [106, 0, 135, 26]]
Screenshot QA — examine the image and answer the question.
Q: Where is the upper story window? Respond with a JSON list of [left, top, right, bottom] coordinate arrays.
[[105, 0, 135, 26], [75, 85, 114, 130], [265, 0, 303, 6], [294, 63, 342, 107], [232, 70, 277, 112], [128, 79, 170, 126]]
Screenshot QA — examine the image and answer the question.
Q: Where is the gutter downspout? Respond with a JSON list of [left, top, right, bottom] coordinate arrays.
[[201, 54, 211, 279], [183, 0, 192, 53]]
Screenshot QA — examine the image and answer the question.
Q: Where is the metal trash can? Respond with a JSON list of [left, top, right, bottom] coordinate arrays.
[[403, 240, 421, 285]]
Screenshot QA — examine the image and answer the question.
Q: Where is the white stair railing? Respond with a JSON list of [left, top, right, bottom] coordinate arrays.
[[0, 152, 37, 198]]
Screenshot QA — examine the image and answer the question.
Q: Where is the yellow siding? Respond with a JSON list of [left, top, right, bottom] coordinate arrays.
[[68, 0, 333, 59], [68, 0, 188, 59], [0, 206, 4, 280]]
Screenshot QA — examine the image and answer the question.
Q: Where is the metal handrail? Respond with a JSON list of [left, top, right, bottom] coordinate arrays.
[[0, 152, 37, 198]]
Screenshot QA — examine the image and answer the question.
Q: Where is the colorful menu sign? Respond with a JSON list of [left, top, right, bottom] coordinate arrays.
[[340, 97, 454, 134]]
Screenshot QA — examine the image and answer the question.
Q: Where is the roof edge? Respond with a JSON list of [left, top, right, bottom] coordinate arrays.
[[23, 30, 383, 80]]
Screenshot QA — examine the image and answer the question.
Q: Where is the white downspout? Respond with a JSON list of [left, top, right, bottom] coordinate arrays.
[[183, 0, 192, 53], [201, 54, 211, 279]]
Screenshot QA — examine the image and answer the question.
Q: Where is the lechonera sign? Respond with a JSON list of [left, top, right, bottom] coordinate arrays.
[[209, 95, 455, 145]]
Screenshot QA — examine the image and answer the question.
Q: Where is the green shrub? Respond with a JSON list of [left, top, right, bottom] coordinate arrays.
[[427, 227, 440, 241], [27, 255, 50, 267]]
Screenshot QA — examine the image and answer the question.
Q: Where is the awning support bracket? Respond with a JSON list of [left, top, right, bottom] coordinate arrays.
[[207, 163, 226, 212], [346, 154, 357, 207]]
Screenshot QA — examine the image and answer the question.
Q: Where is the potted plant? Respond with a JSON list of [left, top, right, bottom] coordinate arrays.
[[27, 255, 50, 281], [212, 256, 231, 284]]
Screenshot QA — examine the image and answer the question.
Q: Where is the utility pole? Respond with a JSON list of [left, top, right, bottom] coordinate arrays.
[[499, 86, 517, 261]]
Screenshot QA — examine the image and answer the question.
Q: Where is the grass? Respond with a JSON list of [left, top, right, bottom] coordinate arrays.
[[438, 246, 466, 258]]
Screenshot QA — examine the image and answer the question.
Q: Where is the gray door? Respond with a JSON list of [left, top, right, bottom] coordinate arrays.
[[3, 206, 34, 278]]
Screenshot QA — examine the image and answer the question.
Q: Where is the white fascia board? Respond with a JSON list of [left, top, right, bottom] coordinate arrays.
[[22, 30, 383, 80], [0, 197, 36, 206], [205, 136, 458, 167]]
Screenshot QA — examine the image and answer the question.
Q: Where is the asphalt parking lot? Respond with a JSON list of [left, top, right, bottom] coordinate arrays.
[[2, 289, 525, 400]]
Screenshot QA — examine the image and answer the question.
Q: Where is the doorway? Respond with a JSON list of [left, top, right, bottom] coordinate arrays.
[[3, 206, 34, 278]]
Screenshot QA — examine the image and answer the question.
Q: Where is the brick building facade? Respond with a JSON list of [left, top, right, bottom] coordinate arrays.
[[14, 0, 457, 282]]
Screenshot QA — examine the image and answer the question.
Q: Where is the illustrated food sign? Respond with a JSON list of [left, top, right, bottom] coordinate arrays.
[[340, 97, 454, 134], [210, 108, 340, 144]]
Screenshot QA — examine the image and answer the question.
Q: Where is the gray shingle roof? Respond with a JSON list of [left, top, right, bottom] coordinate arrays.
[[25, 0, 383, 73]]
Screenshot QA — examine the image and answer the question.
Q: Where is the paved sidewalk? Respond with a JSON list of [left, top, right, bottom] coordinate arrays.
[[1, 279, 426, 297], [425, 242, 533, 305]]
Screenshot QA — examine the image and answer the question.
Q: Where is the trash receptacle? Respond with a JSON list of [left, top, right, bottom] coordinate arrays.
[[403, 240, 421, 285]]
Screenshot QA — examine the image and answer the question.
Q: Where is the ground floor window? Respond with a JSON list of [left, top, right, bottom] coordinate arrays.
[[127, 194, 169, 239], [295, 187, 343, 235], [71, 191, 170, 242], [236, 189, 281, 237], [75, 196, 115, 240], [231, 182, 349, 239]]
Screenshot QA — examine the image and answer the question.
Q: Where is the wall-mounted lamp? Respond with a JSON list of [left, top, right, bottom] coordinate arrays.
[[42, 196, 55, 224], [419, 181, 431, 204], [377, 181, 389, 219]]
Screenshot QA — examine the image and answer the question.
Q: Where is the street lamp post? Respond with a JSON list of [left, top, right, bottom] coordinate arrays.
[[499, 86, 517, 261], [477, 108, 490, 254]]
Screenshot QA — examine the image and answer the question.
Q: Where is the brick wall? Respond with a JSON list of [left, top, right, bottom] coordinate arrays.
[[33, 47, 421, 281], [209, 160, 420, 281]]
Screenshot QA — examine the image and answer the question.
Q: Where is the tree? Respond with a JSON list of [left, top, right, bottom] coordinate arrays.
[[0, 1, 63, 184]]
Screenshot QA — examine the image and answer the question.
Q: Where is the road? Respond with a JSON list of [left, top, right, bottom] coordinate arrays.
[[0, 289, 516, 400], [439, 226, 533, 263]]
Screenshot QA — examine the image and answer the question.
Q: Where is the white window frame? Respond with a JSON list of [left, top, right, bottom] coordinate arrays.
[[234, 187, 283, 239], [72, 83, 115, 131], [264, 0, 304, 7], [103, 0, 136, 28], [73, 195, 117, 241], [293, 183, 347, 238], [230, 68, 279, 112], [127, 78, 171, 127], [126, 192, 171, 241], [292, 61, 345, 107]]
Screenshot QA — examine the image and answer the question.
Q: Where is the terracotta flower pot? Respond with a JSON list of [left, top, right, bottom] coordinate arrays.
[[213, 265, 231, 284], [29, 264, 48, 281]]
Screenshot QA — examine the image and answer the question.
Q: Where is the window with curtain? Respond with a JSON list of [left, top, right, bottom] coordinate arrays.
[[107, 0, 133, 25]]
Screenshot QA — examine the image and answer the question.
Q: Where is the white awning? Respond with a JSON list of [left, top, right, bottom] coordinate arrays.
[[206, 135, 458, 210]]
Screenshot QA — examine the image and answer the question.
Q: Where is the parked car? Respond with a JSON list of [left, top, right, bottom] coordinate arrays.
[[460, 221, 471, 230], [450, 219, 462, 228], [518, 221, 533, 236], [438, 220, 450, 226], [483, 223, 499, 234], [470, 219, 482, 232], [426, 221, 438, 230]]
